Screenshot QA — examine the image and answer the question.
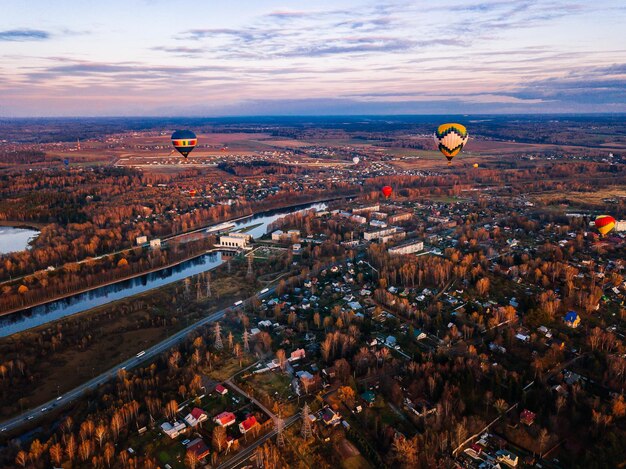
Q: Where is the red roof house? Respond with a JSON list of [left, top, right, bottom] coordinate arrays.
[[186, 438, 210, 460], [214, 411, 236, 427], [215, 384, 228, 395], [238, 415, 258, 434], [184, 407, 208, 427], [520, 409, 536, 426]]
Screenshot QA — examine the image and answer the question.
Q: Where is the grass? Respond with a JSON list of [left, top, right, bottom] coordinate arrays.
[[342, 455, 373, 469]]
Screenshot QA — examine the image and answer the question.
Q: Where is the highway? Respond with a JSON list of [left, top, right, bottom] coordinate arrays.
[[0, 287, 275, 434]]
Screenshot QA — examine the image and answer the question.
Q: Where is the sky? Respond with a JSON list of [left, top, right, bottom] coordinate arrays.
[[0, 0, 625, 116]]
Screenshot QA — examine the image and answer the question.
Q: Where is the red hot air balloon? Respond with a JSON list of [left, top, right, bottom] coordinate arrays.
[[595, 215, 616, 236], [381, 186, 392, 198]]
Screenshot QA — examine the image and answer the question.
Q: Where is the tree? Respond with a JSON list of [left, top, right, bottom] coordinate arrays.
[[338, 386, 356, 408], [476, 277, 490, 296], [494, 399, 508, 415], [538, 428, 549, 458], [66, 434, 77, 463], [185, 450, 200, 469], [104, 442, 115, 468], [50, 443, 63, 466], [166, 399, 179, 420], [212, 425, 227, 452], [15, 451, 27, 468], [276, 349, 287, 370]]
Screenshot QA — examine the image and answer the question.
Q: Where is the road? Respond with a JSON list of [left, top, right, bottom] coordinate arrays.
[[217, 413, 301, 469], [0, 287, 275, 434], [226, 379, 278, 423]]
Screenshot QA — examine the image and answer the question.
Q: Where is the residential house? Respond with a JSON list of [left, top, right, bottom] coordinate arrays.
[[215, 384, 228, 395], [160, 421, 186, 439], [321, 407, 341, 426], [239, 415, 258, 434], [564, 311, 580, 328], [361, 391, 376, 407], [213, 411, 236, 427], [186, 438, 210, 460], [520, 409, 536, 426], [184, 408, 208, 427]]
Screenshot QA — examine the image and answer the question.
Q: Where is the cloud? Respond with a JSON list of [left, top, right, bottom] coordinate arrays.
[[281, 37, 416, 57], [0, 29, 50, 41]]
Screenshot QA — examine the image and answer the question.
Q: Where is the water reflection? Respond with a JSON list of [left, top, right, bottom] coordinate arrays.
[[0, 201, 327, 337]]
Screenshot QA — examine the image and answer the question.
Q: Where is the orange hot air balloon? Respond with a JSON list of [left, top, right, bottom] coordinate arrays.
[[473, 163, 479, 168], [595, 215, 616, 236], [189, 189, 197, 197], [381, 186, 392, 198]]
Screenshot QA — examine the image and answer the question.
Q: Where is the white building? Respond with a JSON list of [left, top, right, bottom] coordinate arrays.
[[219, 232, 251, 249], [616, 220, 626, 232], [369, 219, 388, 228], [352, 204, 380, 214], [136, 235, 147, 245], [149, 239, 161, 249], [160, 421, 186, 439], [388, 240, 424, 255], [363, 226, 398, 241]]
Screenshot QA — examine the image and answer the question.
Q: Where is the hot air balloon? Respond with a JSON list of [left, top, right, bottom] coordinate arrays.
[[434, 123, 469, 165], [189, 189, 197, 197], [473, 163, 479, 168], [595, 215, 616, 236], [171, 130, 197, 158], [381, 186, 392, 198], [352, 157, 360, 164], [63, 159, 69, 166]]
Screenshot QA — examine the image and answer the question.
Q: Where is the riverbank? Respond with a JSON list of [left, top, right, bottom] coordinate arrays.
[[0, 195, 344, 319], [0, 220, 46, 230], [0, 252, 291, 419], [0, 246, 219, 319]]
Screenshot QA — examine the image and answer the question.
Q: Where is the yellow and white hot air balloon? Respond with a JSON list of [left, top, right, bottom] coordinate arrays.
[[434, 123, 469, 165]]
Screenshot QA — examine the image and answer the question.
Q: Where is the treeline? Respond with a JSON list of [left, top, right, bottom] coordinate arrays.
[[0, 150, 46, 164]]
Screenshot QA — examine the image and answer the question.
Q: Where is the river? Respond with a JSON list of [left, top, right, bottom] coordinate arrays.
[[0, 227, 40, 255], [0, 201, 327, 337]]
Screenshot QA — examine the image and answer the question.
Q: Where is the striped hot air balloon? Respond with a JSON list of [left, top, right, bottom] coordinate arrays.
[[595, 215, 616, 236], [171, 130, 197, 158], [434, 123, 469, 165]]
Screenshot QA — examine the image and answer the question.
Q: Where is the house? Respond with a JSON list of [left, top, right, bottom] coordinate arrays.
[[520, 409, 536, 426], [321, 407, 341, 426], [361, 391, 376, 406], [213, 411, 236, 427], [515, 333, 530, 343], [564, 311, 580, 328], [496, 449, 519, 467], [297, 370, 316, 390], [250, 327, 261, 336], [386, 335, 397, 347], [258, 320, 273, 328], [184, 408, 208, 427], [160, 421, 186, 439], [347, 301, 362, 311], [239, 415, 258, 434], [215, 384, 228, 395], [186, 438, 210, 460], [413, 329, 427, 341], [289, 348, 306, 361]]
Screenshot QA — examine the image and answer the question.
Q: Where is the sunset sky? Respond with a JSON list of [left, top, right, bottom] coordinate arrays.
[[1, 0, 625, 116]]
